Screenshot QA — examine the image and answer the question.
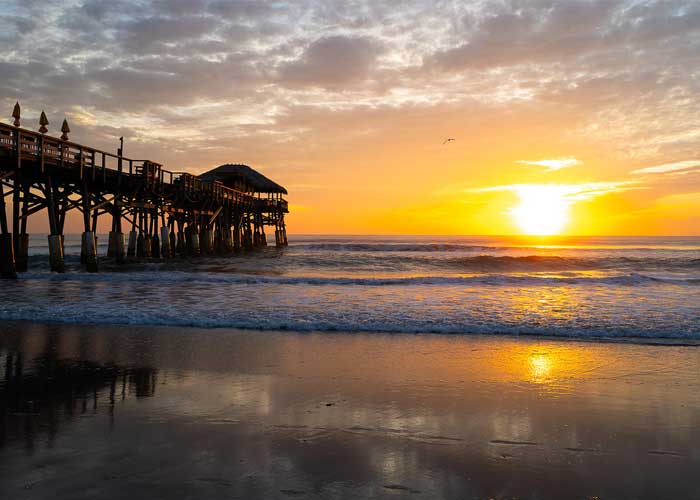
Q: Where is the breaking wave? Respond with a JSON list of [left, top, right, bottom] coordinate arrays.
[[14, 270, 700, 287]]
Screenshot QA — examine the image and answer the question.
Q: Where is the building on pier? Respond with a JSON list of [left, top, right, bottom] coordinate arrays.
[[198, 164, 289, 249], [0, 103, 289, 278]]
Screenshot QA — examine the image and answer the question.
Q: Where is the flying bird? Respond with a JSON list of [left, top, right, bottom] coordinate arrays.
[[442, 138, 455, 145]]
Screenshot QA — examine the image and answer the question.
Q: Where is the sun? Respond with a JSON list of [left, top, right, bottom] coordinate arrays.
[[510, 185, 571, 235]]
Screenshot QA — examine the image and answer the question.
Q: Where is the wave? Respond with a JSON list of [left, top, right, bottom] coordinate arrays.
[[23, 253, 700, 273], [1, 310, 698, 340], [15, 271, 699, 286], [290, 254, 700, 273], [435, 255, 700, 271], [291, 242, 700, 253], [293, 243, 496, 252]]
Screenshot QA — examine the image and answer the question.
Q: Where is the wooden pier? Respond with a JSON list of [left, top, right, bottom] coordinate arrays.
[[0, 103, 288, 278]]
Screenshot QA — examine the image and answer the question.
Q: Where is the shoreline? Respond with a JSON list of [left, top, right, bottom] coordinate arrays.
[[1, 318, 699, 347]]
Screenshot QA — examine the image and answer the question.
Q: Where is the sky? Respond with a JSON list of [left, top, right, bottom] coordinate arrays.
[[1, 0, 699, 235]]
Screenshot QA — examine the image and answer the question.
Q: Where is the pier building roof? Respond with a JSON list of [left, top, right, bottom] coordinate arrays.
[[198, 164, 287, 195]]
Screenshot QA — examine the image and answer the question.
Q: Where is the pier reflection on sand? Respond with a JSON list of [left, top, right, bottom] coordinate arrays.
[[1, 322, 699, 499]]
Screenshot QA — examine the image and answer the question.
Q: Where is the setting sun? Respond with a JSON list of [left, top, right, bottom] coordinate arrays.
[[511, 185, 571, 235]]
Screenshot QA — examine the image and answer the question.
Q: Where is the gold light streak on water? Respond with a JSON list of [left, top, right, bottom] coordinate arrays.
[[528, 353, 553, 383]]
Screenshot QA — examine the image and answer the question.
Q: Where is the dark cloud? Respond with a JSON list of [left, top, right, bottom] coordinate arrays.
[[119, 16, 216, 54], [428, 1, 620, 70], [207, 0, 273, 20], [278, 35, 383, 88], [80, 0, 125, 20], [427, 0, 700, 71]]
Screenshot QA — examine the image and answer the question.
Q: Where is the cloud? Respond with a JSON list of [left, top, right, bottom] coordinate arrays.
[[427, 1, 619, 71], [277, 35, 383, 89], [118, 16, 215, 54], [426, 1, 700, 72], [471, 182, 640, 202], [517, 157, 581, 171], [631, 160, 700, 175]]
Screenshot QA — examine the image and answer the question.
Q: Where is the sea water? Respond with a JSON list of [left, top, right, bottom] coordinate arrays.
[[0, 234, 698, 339]]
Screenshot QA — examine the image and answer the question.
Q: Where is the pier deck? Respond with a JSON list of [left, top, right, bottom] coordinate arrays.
[[0, 104, 288, 278]]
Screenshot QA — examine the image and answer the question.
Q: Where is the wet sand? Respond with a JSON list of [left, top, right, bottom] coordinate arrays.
[[1, 321, 699, 499]]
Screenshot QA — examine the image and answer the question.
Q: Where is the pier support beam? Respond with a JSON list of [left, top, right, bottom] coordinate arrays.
[[81, 232, 98, 272], [187, 227, 200, 256], [0, 233, 16, 279], [127, 230, 137, 257], [14, 233, 28, 272], [152, 234, 161, 259], [0, 172, 17, 277], [207, 228, 215, 254], [136, 231, 145, 258], [176, 229, 186, 257], [233, 223, 241, 252], [222, 227, 233, 254], [252, 222, 260, 247], [144, 235, 153, 258], [108, 232, 126, 263], [48, 234, 65, 273], [159, 227, 170, 258], [169, 228, 176, 258], [243, 220, 253, 250], [201, 228, 213, 254], [281, 218, 288, 246]]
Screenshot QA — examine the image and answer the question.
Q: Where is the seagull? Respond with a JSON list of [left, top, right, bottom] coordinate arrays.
[[442, 138, 455, 145]]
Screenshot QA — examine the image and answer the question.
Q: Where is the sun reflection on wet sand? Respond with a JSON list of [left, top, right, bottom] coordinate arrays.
[[528, 353, 553, 383]]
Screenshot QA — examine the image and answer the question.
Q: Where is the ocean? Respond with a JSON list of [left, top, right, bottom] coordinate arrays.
[[0, 234, 698, 339]]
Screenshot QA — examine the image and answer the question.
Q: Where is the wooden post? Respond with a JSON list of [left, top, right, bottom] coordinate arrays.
[[244, 217, 253, 250], [45, 177, 65, 273], [0, 179, 16, 278], [176, 219, 186, 257], [168, 219, 177, 258], [108, 201, 126, 262], [81, 183, 98, 272], [187, 221, 200, 257], [151, 208, 160, 259], [136, 209, 145, 258], [127, 224, 137, 258], [160, 223, 170, 258], [16, 184, 29, 271]]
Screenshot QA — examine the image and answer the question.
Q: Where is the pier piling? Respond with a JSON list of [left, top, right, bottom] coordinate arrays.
[[82, 231, 98, 272], [14, 233, 28, 272], [108, 231, 126, 262], [0, 233, 16, 279], [127, 230, 137, 258], [48, 234, 64, 273]]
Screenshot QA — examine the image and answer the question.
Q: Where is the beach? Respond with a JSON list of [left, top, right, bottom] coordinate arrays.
[[1, 321, 699, 499]]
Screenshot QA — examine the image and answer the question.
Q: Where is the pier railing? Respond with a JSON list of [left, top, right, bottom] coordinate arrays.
[[0, 123, 152, 182], [0, 122, 285, 212]]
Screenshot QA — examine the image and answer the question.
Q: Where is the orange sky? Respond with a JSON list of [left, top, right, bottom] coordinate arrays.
[[2, 1, 699, 235]]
